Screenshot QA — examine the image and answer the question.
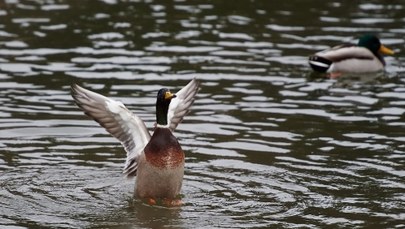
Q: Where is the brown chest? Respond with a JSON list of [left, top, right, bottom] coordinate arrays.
[[144, 128, 185, 169]]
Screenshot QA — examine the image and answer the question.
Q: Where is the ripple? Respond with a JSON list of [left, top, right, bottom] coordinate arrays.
[[218, 32, 254, 40], [351, 18, 395, 24], [41, 4, 70, 11], [12, 18, 50, 24], [146, 45, 221, 53], [0, 167, 133, 228], [266, 24, 305, 31]]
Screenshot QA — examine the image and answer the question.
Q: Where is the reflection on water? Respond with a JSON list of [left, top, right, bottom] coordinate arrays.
[[1, 0, 404, 228]]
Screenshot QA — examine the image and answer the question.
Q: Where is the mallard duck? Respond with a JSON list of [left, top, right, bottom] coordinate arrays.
[[71, 79, 199, 206], [309, 35, 394, 73]]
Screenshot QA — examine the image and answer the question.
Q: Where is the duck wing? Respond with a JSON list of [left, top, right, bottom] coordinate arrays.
[[167, 78, 199, 132], [317, 44, 374, 62], [71, 84, 151, 177]]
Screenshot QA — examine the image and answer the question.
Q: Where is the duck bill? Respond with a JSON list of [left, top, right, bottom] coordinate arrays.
[[379, 45, 394, 55], [164, 91, 176, 100]]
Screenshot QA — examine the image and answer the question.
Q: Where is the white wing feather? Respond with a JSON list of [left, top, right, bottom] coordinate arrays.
[[71, 84, 151, 177], [168, 78, 200, 131]]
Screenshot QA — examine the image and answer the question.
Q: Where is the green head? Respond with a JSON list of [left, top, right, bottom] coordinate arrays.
[[358, 34, 394, 55]]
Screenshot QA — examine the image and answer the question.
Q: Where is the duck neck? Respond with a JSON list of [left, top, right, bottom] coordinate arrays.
[[156, 99, 170, 127]]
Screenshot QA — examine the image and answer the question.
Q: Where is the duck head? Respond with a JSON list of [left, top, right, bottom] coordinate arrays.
[[358, 34, 394, 56], [156, 88, 176, 126]]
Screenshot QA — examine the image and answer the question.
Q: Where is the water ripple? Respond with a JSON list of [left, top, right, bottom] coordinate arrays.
[[0, 0, 404, 228]]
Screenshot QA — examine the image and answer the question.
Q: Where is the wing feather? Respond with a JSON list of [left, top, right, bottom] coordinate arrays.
[[71, 84, 151, 177], [317, 45, 374, 62], [168, 78, 199, 131]]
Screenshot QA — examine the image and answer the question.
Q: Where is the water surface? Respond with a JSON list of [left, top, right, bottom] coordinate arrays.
[[0, 0, 404, 228]]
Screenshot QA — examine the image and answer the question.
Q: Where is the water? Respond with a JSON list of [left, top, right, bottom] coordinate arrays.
[[1, 0, 404, 228]]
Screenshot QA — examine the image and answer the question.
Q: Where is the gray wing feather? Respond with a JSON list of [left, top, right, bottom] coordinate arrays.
[[317, 46, 374, 62], [71, 84, 150, 177], [168, 78, 200, 131]]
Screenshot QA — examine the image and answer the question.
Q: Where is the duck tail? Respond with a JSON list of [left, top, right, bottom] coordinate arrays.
[[308, 56, 332, 72]]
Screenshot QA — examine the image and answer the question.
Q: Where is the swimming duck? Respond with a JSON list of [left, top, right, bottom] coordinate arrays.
[[309, 35, 394, 73], [71, 79, 199, 206]]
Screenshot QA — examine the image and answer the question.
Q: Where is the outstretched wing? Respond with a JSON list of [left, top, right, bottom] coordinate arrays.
[[71, 84, 151, 177], [168, 78, 199, 131]]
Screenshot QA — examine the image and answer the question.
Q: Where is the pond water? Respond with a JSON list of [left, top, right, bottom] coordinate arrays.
[[0, 0, 404, 228]]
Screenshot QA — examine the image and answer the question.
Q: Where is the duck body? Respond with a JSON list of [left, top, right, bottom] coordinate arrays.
[[309, 35, 394, 73], [71, 79, 199, 204], [136, 127, 184, 199]]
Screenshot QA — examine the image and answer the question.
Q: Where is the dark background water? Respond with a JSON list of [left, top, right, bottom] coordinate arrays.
[[0, 0, 404, 228]]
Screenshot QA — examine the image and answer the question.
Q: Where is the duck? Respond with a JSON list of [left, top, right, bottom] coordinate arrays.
[[309, 34, 394, 73], [71, 78, 199, 206]]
